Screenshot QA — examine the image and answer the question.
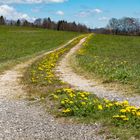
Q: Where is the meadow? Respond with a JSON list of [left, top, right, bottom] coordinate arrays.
[[73, 34, 140, 94], [24, 34, 140, 140], [0, 25, 79, 72], [1, 25, 139, 139]]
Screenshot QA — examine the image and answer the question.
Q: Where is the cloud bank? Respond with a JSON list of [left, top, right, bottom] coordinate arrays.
[[0, 5, 34, 21]]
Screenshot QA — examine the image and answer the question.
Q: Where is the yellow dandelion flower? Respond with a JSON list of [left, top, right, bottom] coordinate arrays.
[[123, 117, 129, 121], [61, 101, 65, 105], [62, 108, 71, 113], [120, 109, 127, 113], [115, 102, 121, 106], [81, 102, 86, 106], [38, 67, 43, 71], [136, 112, 140, 117], [98, 105, 103, 110], [69, 93, 75, 98], [125, 107, 131, 112], [113, 115, 120, 118], [122, 100, 129, 106], [120, 115, 126, 118], [104, 99, 110, 103], [69, 101, 74, 104], [80, 94, 85, 98], [83, 92, 90, 96], [52, 94, 59, 99], [84, 97, 88, 100]]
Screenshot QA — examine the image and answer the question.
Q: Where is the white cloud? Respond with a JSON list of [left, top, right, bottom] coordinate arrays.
[[77, 11, 89, 17], [0, 0, 67, 4], [56, 10, 64, 15], [98, 17, 109, 21], [76, 8, 103, 17], [94, 8, 102, 13], [0, 5, 34, 21]]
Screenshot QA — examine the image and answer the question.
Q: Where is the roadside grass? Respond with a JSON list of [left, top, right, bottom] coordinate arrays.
[[0, 25, 80, 73], [72, 34, 140, 94], [24, 35, 140, 140], [23, 35, 86, 100]]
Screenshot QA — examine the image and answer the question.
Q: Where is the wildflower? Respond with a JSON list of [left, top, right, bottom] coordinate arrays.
[[51, 64, 55, 67], [122, 100, 129, 106], [69, 93, 75, 98], [113, 115, 120, 118], [106, 103, 113, 108], [52, 94, 59, 99], [69, 101, 74, 104], [81, 102, 86, 106], [98, 105, 103, 110], [62, 108, 71, 113], [48, 80, 52, 84], [80, 94, 85, 98], [38, 67, 43, 71], [93, 99, 99, 103], [123, 117, 129, 121], [84, 97, 88, 100], [63, 88, 73, 93], [31, 77, 36, 83], [120, 109, 127, 113], [60, 81, 65, 84], [125, 107, 131, 112], [115, 102, 121, 106], [104, 99, 110, 103], [56, 89, 61, 93], [83, 92, 90, 96], [131, 109, 137, 113], [64, 98, 69, 102], [61, 100, 65, 105], [136, 112, 140, 117], [120, 115, 126, 118]]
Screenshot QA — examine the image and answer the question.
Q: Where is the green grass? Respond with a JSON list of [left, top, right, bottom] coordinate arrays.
[[23, 35, 86, 100], [0, 25, 80, 72], [24, 35, 140, 140], [73, 34, 140, 94]]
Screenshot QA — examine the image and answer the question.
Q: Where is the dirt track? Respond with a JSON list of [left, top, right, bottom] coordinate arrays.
[[56, 37, 140, 107], [0, 37, 105, 140]]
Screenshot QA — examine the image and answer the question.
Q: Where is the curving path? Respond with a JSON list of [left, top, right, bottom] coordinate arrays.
[[0, 37, 106, 140], [56, 37, 140, 107]]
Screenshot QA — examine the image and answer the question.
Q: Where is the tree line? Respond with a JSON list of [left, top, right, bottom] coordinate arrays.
[[0, 16, 89, 33], [93, 17, 140, 36]]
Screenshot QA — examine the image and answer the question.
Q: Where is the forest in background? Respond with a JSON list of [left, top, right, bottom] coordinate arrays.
[[0, 16, 89, 33]]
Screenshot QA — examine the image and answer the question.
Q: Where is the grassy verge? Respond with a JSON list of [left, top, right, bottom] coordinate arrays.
[[24, 35, 140, 140], [0, 25, 80, 73], [71, 34, 140, 94]]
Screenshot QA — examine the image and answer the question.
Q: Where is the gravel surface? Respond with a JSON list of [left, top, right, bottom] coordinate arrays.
[[56, 38, 140, 107], [0, 38, 106, 140]]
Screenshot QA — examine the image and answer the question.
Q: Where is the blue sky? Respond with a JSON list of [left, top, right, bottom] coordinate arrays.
[[0, 0, 140, 28]]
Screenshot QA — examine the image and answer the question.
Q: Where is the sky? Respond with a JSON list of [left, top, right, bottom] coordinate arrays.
[[0, 0, 140, 28]]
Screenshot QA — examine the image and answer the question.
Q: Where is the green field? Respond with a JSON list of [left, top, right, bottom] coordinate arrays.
[[24, 35, 140, 140], [73, 34, 140, 94], [0, 26, 79, 72]]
